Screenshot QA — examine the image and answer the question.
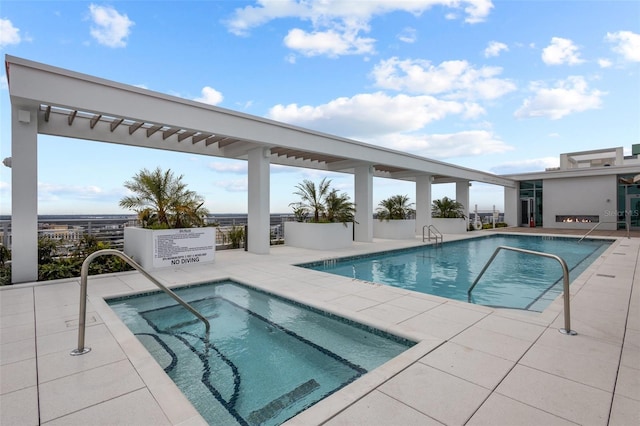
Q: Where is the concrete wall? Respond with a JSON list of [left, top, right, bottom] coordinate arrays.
[[373, 219, 416, 239], [431, 218, 468, 234], [284, 222, 353, 250], [543, 175, 617, 230]]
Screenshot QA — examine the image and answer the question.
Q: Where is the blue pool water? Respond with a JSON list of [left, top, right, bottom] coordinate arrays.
[[107, 280, 413, 426], [300, 234, 612, 312]]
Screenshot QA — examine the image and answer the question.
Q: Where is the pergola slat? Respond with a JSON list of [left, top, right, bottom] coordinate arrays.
[[128, 121, 144, 135], [89, 114, 102, 129], [110, 118, 124, 132]]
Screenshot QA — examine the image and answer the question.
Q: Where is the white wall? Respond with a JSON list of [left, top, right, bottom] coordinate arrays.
[[373, 219, 416, 239], [543, 175, 617, 230], [284, 222, 353, 250]]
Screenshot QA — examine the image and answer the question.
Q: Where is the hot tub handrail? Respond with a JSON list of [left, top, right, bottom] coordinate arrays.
[[71, 248, 211, 356], [467, 245, 576, 336]]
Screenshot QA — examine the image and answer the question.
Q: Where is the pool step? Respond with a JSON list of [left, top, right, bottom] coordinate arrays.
[[246, 379, 320, 425]]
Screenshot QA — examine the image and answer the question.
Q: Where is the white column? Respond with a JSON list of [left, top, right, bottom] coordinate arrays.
[[504, 184, 519, 226], [415, 175, 432, 235], [247, 147, 270, 254], [456, 180, 470, 223], [354, 165, 373, 242], [11, 106, 39, 283]]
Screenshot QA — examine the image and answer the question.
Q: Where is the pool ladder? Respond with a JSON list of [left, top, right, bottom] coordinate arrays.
[[70, 249, 211, 356], [422, 225, 443, 246], [467, 245, 576, 336]]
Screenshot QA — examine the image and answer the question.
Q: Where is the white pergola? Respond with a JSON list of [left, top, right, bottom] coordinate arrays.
[[6, 55, 516, 283]]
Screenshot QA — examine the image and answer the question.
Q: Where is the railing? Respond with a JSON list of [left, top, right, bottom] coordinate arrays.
[[423, 224, 443, 245], [1, 217, 136, 252], [0, 215, 295, 252], [70, 249, 210, 355], [578, 220, 629, 242], [467, 245, 577, 336]]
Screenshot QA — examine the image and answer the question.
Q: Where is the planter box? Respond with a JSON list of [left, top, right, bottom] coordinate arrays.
[[284, 222, 353, 250], [431, 218, 467, 234], [124, 227, 215, 269], [373, 219, 416, 239]]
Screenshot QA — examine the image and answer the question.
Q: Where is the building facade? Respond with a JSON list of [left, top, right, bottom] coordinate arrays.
[[504, 147, 640, 231]]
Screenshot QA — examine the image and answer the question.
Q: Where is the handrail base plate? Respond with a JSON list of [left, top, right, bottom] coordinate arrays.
[[70, 347, 91, 356], [559, 328, 577, 336]]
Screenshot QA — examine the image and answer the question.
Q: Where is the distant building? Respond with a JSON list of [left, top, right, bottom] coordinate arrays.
[[39, 224, 84, 241]]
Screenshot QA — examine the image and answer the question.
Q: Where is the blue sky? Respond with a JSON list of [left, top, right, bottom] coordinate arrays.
[[1, 0, 638, 215]]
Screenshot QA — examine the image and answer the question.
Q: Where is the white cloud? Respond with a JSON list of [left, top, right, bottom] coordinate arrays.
[[484, 41, 508, 58], [514, 76, 605, 120], [284, 27, 375, 57], [236, 100, 254, 109], [89, 4, 134, 48], [0, 75, 7, 90], [0, 18, 21, 47], [285, 53, 297, 64], [267, 91, 470, 138], [225, 1, 493, 57], [490, 157, 559, 174], [397, 27, 417, 44], [266, 88, 509, 160], [374, 130, 512, 159], [462, 0, 494, 24], [217, 178, 248, 193], [194, 86, 224, 105], [541, 37, 584, 65], [598, 58, 612, 68], [38, 182, 105, 201], [208, 161, 247, 174], [370, 57, 516, 101], [606, 30, 640, 62]]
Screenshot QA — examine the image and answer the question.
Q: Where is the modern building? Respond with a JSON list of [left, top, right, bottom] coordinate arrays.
[[503, 146, 640, 231]]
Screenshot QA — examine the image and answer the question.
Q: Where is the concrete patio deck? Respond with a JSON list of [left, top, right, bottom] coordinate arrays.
[[1, 230, 638, 425]]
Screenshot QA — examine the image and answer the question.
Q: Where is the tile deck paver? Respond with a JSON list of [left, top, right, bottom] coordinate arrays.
[[0, 229, 638, 425]]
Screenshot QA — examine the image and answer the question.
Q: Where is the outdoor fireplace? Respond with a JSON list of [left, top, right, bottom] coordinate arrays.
[[556, 215, 599, 223]]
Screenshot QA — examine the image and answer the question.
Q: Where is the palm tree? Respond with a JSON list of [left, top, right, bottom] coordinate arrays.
[[119, 167, 208, 228], [290, 178, 356, 223], [289, 177, 332, 222], [324, 189, 356, 224], [431, 196, 466, 218], [376, 194, 415, 221]]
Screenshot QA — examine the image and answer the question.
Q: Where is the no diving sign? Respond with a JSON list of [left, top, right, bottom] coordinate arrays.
[[152, 228, 215, 268]]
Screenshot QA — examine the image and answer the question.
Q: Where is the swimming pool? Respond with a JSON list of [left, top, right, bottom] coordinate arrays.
[[107, 280, 414, 426], [300, 234, 612, 312]]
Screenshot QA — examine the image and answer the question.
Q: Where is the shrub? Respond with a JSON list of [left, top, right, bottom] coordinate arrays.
[[376, 195, 415, 221], [431, 197, 466, 219], [226, 225, 245, 249]]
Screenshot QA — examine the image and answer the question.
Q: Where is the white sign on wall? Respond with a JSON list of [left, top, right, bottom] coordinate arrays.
[[152, 228, 215, 268]]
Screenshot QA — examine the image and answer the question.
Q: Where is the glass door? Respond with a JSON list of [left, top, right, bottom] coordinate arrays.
[[625, 194, 640, 229], [520, 198, 534, 226]]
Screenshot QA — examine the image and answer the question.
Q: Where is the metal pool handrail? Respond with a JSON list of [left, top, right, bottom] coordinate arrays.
[[578, 220, 628, 243], [467, 245, 577, 336], [423, 224, 443, 245], [70, 249, 211, 356]]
